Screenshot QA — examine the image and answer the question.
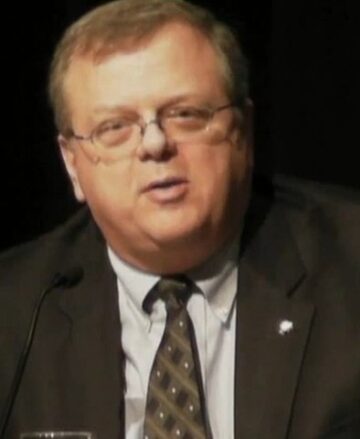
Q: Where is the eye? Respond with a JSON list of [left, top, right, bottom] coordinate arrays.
[[166, 106, 210, 120], [95, 118, 135, 148], [97, 118, 130, 135], [163, 106, 211, 133]]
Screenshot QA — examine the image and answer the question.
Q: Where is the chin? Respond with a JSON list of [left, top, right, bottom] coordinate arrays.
[[142, 217, 207, 249]]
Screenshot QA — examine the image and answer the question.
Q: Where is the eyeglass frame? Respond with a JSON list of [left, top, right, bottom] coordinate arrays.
[[66, 102, 240, 151]]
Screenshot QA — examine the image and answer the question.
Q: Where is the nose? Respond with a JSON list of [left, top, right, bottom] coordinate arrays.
[[136, 120, 171, 161]]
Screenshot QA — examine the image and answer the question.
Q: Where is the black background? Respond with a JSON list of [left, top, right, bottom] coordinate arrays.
[[1, 0, 358, 250]]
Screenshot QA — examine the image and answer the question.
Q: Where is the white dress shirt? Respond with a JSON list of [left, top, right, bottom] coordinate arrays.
[[107, 237, 239, 439]]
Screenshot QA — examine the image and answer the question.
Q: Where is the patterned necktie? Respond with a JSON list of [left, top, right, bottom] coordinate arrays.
[[143, 276, 208, 439]]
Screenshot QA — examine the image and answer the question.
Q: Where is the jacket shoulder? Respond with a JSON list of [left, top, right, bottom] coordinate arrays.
[[273, 174, 360, 213], [272, 174, 360, 254], [0, 208, 99, 318], [0, 208, 93, 274], [271, 175, 360, 299]]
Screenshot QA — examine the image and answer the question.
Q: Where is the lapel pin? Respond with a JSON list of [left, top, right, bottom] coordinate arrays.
[[278, 319, 294, 335]]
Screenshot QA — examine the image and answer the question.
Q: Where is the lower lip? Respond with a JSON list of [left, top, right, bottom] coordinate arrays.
[[145, 182, 188, 203]]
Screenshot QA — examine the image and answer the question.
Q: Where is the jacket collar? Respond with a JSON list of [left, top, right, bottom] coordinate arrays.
[[234, 189, 314, 439], [56, 216, 126, 438]]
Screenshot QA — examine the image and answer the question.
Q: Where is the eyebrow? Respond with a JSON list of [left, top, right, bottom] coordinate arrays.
[[91, 94, 213, 115], [92, 105, 135, 115]]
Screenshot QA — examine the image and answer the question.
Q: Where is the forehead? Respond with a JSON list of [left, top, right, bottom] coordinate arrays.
[[63, 22, 227, 117]]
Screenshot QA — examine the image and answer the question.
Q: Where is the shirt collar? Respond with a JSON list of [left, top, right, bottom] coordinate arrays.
[[107, 233, 240, 325], [107, 246, 159, 315], [188, 233, 240, 324]]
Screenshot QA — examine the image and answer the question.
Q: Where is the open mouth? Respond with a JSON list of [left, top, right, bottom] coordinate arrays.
[[143, 177, 189, 202], [145, 177, 187, 191]]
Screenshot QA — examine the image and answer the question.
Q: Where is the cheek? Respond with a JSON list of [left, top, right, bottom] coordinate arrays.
[[76, 160, 136, 219], [189, 143, 247, 200]]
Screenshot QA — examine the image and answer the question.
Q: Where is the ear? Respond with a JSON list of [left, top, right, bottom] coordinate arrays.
[[58, 134, 86, 202]]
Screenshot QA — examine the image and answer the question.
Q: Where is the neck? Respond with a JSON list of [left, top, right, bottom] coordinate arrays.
[[109, 220, 241, 275]]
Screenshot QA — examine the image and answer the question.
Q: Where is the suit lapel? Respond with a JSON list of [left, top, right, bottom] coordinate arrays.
[[55, 221, 126, 439], [234, 194, 315, 439]]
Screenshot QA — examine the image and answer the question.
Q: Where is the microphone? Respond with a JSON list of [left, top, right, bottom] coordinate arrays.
[[51, 266, 84, 289], [0, 266, 84, 438]]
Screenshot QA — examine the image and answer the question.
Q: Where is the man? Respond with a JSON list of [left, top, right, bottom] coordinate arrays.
[[0, 0, 359, 438]]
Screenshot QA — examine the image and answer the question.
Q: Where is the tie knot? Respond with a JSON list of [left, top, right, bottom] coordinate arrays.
[[143, 275, 191, 314], [157, 276, 191, 309]]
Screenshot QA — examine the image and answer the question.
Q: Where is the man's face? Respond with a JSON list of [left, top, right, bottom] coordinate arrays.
[[60, 22, 253, 272]]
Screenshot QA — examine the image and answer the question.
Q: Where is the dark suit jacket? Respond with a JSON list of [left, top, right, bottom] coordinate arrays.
[[1, 176, 359, 439]]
